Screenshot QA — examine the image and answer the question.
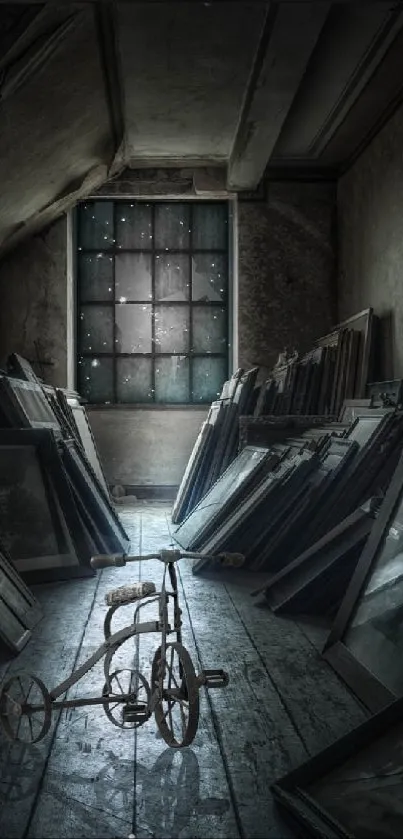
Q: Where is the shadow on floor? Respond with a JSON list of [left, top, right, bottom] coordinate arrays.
[[0, 741, 230, 837]]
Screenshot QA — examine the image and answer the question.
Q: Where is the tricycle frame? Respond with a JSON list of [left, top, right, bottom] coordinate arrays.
[[0, 549, 234, 748]]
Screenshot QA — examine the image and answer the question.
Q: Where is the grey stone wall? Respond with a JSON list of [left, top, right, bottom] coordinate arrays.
[[0, 216, 67, 387], [338, 101, 403, 379], [238, 181, 337, 372]]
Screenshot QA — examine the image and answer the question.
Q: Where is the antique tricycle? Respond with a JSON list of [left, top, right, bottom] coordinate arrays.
[[0, 549, 243, 749]]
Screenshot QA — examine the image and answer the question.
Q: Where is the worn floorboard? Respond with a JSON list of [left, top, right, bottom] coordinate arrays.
[[0, 503, 366, 839]]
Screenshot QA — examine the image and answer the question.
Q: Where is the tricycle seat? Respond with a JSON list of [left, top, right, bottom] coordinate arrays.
[[105, 581, 156, 607]]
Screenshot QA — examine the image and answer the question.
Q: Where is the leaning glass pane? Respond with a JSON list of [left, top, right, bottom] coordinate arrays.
[[116, 358, 153, 403], [115, 304, 152, 353], [78, 254, 114, 302], [155, 357, 189, 403], [78, 202, 114, 250], [115, 253, 152, 301], [77, 357, 114, 404], [115, 203, 153, 249], [155, 204, 190, 250], [192, 357, 227, 402], [79, 305, 114, 353], [192, 203, 228, 250], [154, 306, 190, 353], [191, 306, 227, 353], [155, 254, 189, 301], [192, 253, 227, 302], [344, 496, 403, 696]]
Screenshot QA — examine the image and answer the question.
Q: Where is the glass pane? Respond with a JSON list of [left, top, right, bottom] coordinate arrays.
[[155, 204, 190, 250], [0, 446, 60, 561], [115, 203, 153, 249], [115, 253, 152, 301], [154, 306, 189, 353], [192, 357, 227, 402], [192, 306, 227, 353], [192, 253, 227, 302], [78, 202, 114, 250], [79, 306, 113, 353], [155, 357, 189, 403], [308, 720, 403, 839], [155, 254, 189, 301], [192, 204, 227, 250], [344, 495, 403, 696], [78, 254, 114, 302], [115, 304, 152, 353], [175, 447, 269, 547], [116, 358, 153, 403], [78, 357, 113, 404]]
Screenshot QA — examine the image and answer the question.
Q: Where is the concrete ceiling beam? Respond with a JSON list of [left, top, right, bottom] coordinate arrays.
[[94, 1, 126, 162], [227, 2, 330, 191]]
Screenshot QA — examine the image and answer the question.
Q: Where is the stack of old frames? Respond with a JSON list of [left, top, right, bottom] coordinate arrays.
[[0, 541, 43, 655], [250, 406, 401, 606], [191, 406, 403, 579], [0, 362, 129, 584], [270, 418, 403, 838], [172, 366, 258, 523], [255, 308, 376, 419]]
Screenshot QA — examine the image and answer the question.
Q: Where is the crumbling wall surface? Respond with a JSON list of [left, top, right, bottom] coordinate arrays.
[[238, 181, 337, 371], [87, 407, 207, 488], [337, 101, 403, 379], [0, 216, 67, 387]]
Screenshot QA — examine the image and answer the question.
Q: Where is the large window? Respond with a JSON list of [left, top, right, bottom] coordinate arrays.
[[76, 200, 230, 405]]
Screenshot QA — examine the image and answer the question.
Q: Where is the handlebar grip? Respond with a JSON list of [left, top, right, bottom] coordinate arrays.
[[90, 554, 126, 569]]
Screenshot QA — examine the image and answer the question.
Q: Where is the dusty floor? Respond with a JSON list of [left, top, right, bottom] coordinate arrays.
[[0, 503, 367, 839]]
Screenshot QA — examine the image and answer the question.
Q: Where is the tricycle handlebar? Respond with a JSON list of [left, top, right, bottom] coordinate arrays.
[[90, 550, 244, 570]]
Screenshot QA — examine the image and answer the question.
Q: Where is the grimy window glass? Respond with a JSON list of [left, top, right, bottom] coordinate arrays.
[[76, 201, 229, 405]]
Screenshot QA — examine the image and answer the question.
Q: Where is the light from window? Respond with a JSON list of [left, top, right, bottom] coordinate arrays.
[[76, 200, 229, 404]]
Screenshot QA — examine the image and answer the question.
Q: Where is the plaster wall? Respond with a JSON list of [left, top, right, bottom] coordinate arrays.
[[337, 100, 403, 379], [87, 407, 207, 489]]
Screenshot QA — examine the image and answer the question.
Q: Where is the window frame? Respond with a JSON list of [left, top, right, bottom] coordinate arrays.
[[69, 197, 235, 408]]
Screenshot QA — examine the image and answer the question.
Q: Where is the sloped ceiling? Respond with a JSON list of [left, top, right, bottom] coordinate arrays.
[[0, 1, 403, 257]]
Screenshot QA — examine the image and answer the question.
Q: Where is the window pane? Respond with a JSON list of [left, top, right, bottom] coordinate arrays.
[[154, 306, 190, 353], [115, 253, 152, 301], [115, 304, 152, 353], [155, 204, 190, 250], [155, 254, 189, 301], [78, 357, 113, 404], [115, 203, 153, 249], [79, 305, 114, 353], [78, 202, 114, 250], [155, 357, 189, 402], [192, 357, 227, 402], [192, 253, 227, 302], [78, 254, 114, 302], [116, 358, 153, 403], [192, 204, 227, 250], [192, 306, 227, 353]]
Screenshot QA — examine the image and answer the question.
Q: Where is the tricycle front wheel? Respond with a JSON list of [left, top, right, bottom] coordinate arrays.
[[151, 643, 199, 749]]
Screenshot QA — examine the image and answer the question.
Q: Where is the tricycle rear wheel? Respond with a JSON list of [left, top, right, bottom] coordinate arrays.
[[0, 672, 52, 744]]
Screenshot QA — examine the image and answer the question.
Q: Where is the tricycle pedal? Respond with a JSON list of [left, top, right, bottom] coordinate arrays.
[[122, 703, 150, 723], [199, 669, 229, 689]]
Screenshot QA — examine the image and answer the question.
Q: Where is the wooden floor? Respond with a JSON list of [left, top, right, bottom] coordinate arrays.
[[0, 503, 368, 839]]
